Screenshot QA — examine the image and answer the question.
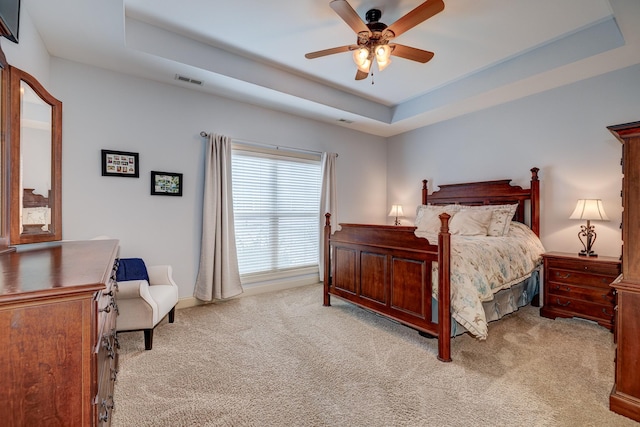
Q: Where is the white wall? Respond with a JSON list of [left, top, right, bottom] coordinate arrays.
[[0, 6, 50, 86], [51, 59, 387, 298], [387, 63, 640, 258]]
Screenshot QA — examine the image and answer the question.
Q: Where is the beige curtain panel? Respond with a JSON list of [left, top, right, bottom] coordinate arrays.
[[194, 133, 243, 301], [319, 152, 338, 282]]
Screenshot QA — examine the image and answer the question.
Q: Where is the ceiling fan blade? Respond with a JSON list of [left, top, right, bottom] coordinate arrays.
[[330, 0, 369, 34], [355, 69, 369, 80], [390, 44, 435, 63], [305, 45, 354, 59], [385, 0, 445, 38]]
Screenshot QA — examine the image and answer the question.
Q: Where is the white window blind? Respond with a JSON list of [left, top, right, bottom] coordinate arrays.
[[231, 147, 321, 278]]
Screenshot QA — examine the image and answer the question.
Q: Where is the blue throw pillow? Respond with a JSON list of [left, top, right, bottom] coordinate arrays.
[[116, 258, 149, 282]]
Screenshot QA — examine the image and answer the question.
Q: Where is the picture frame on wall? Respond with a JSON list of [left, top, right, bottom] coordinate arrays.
[[101, 149, 139, 178], [151, 171, 183, 196]]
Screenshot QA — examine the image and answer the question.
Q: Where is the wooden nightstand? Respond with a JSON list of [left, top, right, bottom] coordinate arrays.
[[540, 251, 621, 331]]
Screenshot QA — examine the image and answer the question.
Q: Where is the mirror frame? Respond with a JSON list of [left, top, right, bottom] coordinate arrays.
[[9, 66, 62, 245], [0, 47, 10, 253]]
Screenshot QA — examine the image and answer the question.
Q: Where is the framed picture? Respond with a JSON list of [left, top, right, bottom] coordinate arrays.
[[101, 149, 139, 178], [151, 171, 183, 196]]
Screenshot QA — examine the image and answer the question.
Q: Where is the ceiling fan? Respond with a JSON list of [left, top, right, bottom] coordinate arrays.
[[305, 0, 445, 80]]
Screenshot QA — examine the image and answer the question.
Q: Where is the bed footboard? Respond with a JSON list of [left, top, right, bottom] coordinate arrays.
[[323, 214, 452, 362]]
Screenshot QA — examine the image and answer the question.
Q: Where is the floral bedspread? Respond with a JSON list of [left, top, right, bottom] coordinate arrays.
[[414, 222, 545, 340]]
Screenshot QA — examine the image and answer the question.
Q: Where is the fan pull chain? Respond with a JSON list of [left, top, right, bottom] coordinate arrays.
[[371, 71, 374, 85]]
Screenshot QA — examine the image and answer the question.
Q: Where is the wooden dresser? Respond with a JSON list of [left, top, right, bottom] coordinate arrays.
[[540, 252, 621, 331], [0, 239, 120, 426], [608, 121, 640, 422]]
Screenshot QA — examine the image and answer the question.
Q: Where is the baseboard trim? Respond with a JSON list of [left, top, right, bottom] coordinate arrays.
[[176, 277, 321, 310]]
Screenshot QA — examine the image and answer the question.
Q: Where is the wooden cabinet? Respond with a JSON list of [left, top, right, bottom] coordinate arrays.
[[608, 121, 640, 422], [540, 252, 620, 331], [0, 239, 119, 426]]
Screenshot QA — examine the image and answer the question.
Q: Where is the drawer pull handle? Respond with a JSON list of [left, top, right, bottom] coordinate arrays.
[[603, 308, 614, 317], [555, 299, 571, 307], [554, 272, 571, 279], [552, 285, 571, 292]]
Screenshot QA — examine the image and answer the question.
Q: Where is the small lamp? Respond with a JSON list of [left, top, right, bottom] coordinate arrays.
[[569, 199, 609, 257], [388, 204, 404, 226]]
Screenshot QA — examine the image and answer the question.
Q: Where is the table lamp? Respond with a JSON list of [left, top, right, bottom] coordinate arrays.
[[388, 204, 404, 226], [569, 199, 609, 257]]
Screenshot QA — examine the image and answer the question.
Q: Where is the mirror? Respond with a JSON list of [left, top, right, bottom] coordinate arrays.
[[9, 66, 62, 245]]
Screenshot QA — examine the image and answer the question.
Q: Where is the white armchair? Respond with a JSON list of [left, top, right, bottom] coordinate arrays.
[[116, 265, 179, 350]]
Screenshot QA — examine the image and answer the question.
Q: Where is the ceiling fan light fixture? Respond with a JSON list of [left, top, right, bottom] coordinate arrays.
[[375, 44, 392, 71], [353, 47, 372, 72]]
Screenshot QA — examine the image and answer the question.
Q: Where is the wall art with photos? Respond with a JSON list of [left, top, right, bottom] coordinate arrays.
[[101, 149, 139, 178], [151, 171, 183, 196]]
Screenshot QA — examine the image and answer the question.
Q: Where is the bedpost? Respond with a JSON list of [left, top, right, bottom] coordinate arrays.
[[422, 179, 428, 205], [437, 213, 452, 362], [530, 167, 540, 237], [323, 213, 332, 307]]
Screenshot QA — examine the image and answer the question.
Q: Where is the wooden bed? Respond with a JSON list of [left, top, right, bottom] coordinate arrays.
[[322, 168, 540, 362]]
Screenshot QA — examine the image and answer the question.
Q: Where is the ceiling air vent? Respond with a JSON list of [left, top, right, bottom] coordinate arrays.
[[175, 74, 203, 86]]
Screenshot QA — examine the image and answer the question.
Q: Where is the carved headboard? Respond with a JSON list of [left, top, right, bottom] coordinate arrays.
[[421, 167, 540, 236]]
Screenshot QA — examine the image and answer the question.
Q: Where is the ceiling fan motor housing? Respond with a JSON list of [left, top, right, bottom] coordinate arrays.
[[365, 9, 388, 33], [365, 8, 382, 23]]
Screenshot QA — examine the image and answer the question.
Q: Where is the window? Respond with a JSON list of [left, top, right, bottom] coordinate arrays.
[[231, 146, 321, 281]]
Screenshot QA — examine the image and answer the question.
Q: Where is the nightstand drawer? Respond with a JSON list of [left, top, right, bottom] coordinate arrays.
[[546, 257, 621, 277], [546, 281, 614, 304], [546, 296, 615, 323], [547, 267, 619, 288]]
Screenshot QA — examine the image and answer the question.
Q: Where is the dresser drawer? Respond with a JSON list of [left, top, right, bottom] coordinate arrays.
[[546, 295, 615, 323], [546, 257, 621, 277], [547, 267, 619, 289], [546, 280, 614, 304]]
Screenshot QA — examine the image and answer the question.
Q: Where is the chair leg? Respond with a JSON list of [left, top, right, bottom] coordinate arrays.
[[168, 306, 176, 323], [144, 329, 153, 350]]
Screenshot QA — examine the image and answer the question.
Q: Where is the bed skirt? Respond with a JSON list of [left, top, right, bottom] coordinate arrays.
[[432, 267, 541, 337]]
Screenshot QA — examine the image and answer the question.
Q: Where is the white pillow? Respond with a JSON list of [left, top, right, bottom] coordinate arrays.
[[448, 209, 493, 236], [415, 204, 461, 233], [462, 204, 519, 236]]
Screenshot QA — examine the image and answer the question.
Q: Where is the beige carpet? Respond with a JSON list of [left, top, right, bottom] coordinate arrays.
[[112, 284, 637, 427]]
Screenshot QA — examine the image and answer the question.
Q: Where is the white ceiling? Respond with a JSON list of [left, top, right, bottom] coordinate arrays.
[[23, 0, 640, 137]]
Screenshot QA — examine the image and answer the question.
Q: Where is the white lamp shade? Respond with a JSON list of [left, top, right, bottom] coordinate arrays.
[[353, 48, 372, 73], [388, 205, 404, 217], [569, 199, 609, 221], [374, 44, 392, 71]]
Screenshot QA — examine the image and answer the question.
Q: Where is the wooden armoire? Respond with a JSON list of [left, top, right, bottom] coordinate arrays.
[[608, 121, 640, 422]]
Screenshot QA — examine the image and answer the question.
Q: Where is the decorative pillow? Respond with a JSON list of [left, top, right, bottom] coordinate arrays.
[[415, 204, 461, 233], [116, 258, 149, 282], [462, 203, 519, 236], [448, 209, 493, 236]]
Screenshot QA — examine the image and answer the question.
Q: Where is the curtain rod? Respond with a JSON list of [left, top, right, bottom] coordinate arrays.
[[199, 132, 336, 157]]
